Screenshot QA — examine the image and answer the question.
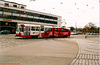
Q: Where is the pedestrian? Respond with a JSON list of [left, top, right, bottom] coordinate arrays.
[[85, 35, 87, 39]]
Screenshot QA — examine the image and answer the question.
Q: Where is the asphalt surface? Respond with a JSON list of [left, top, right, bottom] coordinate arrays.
[[0, 34, 99, 65], [0, 34, 78, 65]]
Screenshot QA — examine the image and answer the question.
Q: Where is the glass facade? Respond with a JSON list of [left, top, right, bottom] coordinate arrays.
[[0, 7, 58, 24]]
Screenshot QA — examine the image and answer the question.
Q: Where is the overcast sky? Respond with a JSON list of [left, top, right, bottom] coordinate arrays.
[[6, 0, 99, 28]]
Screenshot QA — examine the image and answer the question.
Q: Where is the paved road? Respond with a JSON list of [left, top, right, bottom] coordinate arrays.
[[0, 34, 99, 65], [70, 38, 100, 65], [0, 34, 78, 65]]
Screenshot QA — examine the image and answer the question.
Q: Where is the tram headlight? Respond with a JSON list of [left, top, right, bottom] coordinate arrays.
[[21, 33, 24, 35]]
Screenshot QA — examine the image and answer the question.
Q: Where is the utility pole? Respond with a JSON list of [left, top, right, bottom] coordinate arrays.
[[75, 22, 77, 33], [62, 19, 67, 28]]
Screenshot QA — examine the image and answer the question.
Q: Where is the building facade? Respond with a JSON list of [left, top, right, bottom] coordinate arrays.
[[0, 0, 61, 33]]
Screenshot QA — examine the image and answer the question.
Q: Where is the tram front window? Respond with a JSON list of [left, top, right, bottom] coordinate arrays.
[[16, 25, 20, 32], [16, 27, 19, 32], [17, 25, 23, 32]]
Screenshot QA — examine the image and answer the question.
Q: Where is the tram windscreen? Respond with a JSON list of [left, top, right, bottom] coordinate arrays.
[[16, 25, 23, 32], [19, 25, 23, 32]]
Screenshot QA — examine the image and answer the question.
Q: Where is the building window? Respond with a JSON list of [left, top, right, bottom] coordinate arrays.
[[13, 5, 17, 7], [5, 3, 9, 7], [33, 13, 40, 17], [21, 6, 24, 9], [0, 7, 3, 11], [27, 12, 33, 16]]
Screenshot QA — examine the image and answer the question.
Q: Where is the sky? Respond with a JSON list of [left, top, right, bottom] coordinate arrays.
[[6, 0, 99, 28]]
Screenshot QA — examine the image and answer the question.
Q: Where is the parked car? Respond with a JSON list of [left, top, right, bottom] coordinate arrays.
[[91, 33, 99, 35], [77, 32, 82, 35], [0, 30, 10, 34], [71, 32, 78, 35]]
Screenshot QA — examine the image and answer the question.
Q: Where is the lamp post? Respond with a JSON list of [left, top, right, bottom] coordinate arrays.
[[61, 19, 67, 28], [75, 22, 77, 33]]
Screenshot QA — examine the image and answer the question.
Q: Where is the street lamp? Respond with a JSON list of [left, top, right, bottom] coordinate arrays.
[[61, 19, 67, 28]]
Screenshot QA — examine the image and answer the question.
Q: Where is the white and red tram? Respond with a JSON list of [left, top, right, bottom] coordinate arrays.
[[16, 24, 71, 38]]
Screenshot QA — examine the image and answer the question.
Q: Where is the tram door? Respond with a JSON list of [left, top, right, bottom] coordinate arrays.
[[25, 27, 30, 35], [39, 26, 44, 38]]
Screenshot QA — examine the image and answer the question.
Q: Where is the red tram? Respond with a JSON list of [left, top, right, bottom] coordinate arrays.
[[16, 24, 71, 38]]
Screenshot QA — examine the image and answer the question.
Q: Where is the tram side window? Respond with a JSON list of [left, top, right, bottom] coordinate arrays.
[[41, 28, 44, 31], [36, 27, 40, 31], [55, 29, 58, 32], [40, 26, 44, 31], [62, 29, 64, 32], [67, 29, 69, 32], [64, 29, 68, 32], [49, 28, 52, 31], [44, 28, 47, 31], [45, 28, 52, 31], [31, 27, 35, 31], [64, 29, 66, 32]]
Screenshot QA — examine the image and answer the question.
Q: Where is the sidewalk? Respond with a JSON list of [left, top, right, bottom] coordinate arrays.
[[70, 38, 100, 65]]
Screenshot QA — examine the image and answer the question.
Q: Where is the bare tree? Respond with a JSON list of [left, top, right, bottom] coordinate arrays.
[[83, 22, 97, 33], [84, 22, 96, 29], [69, 26, 75, 32]]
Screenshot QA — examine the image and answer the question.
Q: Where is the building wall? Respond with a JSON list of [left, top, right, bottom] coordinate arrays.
[[0, 0, 26, 9], [0, 0, 61, 28], [57, 16, 62, 27]]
